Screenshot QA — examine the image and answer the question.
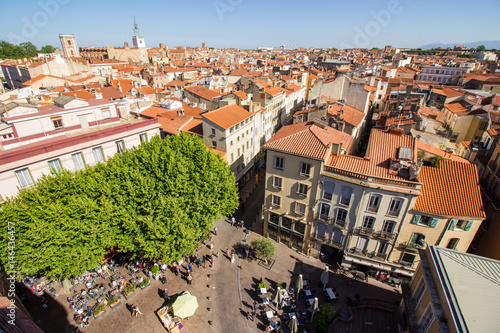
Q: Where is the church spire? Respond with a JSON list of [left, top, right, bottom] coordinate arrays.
[[133, 16, 142, 38]]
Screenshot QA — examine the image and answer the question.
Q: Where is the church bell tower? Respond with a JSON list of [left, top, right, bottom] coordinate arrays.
[[132, 16, 146, 49]]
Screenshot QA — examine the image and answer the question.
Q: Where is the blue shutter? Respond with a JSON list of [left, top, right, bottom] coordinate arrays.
[[429, 218, 438, 228], [411, 215, 421, 225], [448, 219, 457, 230], [464, 220, 473, 231]]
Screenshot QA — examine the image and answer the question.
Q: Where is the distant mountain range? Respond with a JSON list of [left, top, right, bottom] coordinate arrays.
[[419, 40, 500, 50]]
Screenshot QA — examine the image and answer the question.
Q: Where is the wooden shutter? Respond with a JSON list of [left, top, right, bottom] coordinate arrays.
[[448, 219, 457, 230], [464, 220, 473, 231], [411, 214, 421, 224], [429, 218, 438, 228]]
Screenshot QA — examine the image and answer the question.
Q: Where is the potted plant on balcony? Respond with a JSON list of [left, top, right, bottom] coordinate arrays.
[[123, 283, 136, 300], [93, 303, 106, 319], [139, 277, 150, 290], [108, 294, 121, 309]]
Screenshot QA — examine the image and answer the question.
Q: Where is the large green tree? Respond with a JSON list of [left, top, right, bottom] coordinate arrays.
[[0, 41, 56, 59], [0, 134, 238, 280]]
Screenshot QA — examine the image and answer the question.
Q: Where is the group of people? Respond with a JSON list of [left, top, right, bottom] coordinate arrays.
[[130, 304, 142, 317], [231, 217, 245, 229], [73, 313, 89, 328]]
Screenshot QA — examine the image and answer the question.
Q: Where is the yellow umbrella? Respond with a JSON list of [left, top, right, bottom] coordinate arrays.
[[172, 291, 198, 319]]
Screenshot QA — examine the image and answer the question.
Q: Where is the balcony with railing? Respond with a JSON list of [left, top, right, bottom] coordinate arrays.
[[369, 252, 387, 261], [374, 231, 396, 240], [354, 227, 374, 236], [333, 218, 347, 229], [349, 247, 368, 256], [330, 238, 343, 249], [400, 240, 425, 252], [315, 212, 331, 223]]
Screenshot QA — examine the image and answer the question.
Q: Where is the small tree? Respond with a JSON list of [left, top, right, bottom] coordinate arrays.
[[250, 238, 274, 263], [477, 45, 486, 52], [314, 303, 336, 333]]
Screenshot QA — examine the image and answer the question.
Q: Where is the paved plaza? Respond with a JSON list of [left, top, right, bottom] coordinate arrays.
[[23, 180, 403, 333], [25, 218, 402, 333]]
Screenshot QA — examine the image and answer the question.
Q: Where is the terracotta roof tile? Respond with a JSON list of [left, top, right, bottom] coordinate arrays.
[[328, 104, 365, 127], [264, 122, 352, 160], [414, 160, 485, 218], [184, 85, 221, 100], [202, 104, 252, 130]]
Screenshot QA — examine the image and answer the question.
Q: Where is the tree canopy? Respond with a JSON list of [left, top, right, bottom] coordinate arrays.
[[0, 133, 239, 280], [251, 238, 274, 263], [476, 45, 486, 52], [0, 40, 56, 59]]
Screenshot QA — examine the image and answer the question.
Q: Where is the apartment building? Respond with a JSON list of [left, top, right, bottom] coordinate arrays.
[[262, 121, 353, 253], [416, 65, 468, 84], [443, 101, 489, 143], [0, 95, 160, 201], [263, 127, 484, 277], [401, 246, 500, 333], [201, 104, 255, 181]]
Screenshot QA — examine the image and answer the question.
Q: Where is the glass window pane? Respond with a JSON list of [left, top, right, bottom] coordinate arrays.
[[92, 147, 104, 163], [48, 159, 62, 173], [72, 153, 85, 170], [15, 168, 34, 187]]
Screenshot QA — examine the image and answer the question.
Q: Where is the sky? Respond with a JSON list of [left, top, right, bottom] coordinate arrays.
[[1, 0, 499, 50]]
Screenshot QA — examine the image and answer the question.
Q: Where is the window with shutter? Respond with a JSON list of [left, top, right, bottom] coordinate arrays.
[[448, 219, 457, 230], [429, 218, 438, 228], [464, 220, 473, 231], [411, 214, 421, 224]]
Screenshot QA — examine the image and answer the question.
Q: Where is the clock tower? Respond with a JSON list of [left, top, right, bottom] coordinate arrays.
[[132, 16, 146, 49]]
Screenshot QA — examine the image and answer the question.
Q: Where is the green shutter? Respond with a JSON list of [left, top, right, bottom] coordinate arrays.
[[448, 219, 457, 230], [411, 214, 421, 224], [429, 218, 438, 228], [464, 220, 473, 231]]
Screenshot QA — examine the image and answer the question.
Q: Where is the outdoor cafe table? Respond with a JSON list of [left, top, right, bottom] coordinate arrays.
[[266, 310, 274, 319], [260, 288, 267, 294], [325, 288, 336, 300]]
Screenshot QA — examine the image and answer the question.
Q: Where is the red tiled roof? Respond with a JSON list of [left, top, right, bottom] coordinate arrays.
[[202, 104, 252, 130], [62, 90, 94, 100], [264, 122, 352, 160], [414, 160, 485, 218], [328, 104, 365, 127], [184, 85, 221, 100], [232, 90, 248, 99]]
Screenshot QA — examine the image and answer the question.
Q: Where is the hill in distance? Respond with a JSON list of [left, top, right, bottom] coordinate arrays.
[[419, 40, 500, 50]]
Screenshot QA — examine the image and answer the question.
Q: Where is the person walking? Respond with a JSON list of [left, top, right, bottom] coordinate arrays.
[[188, 264, 193, 273], [251, 311, 256, 322], [187, 274, 193, 285], [253, 301, 258, 312], [213, 227, 218, 236], [163, 288, 170, 301], [231, 217, 236, 227], [231, 253, 235, 264], [226, 247, 230, 257]]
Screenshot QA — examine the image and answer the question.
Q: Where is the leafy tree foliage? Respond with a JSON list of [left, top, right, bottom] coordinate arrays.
[[314, 303, 336, 333], [40, 45, 55, 54], [0, 134, 238, 280], [476, 45, 486, 52], [250, 238, 274, 263], [0, 40, 55, 59]]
